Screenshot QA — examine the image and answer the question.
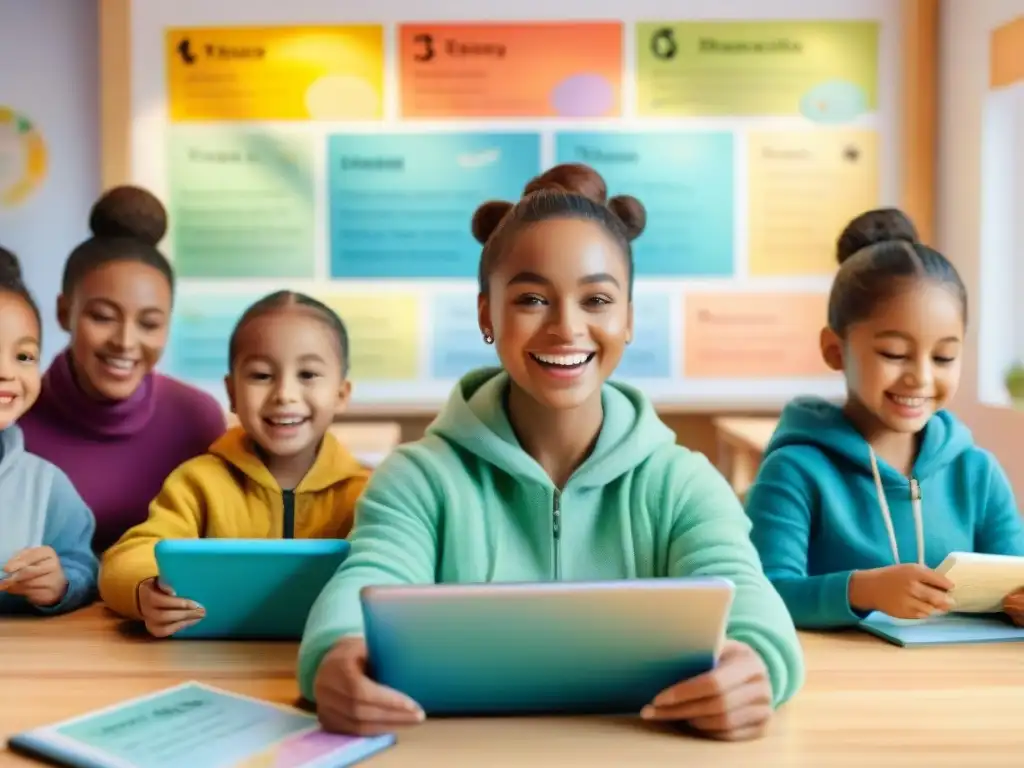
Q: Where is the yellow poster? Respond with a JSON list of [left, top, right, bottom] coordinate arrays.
[[166, 26, 384, 121], [747, 129, 879, 276], [316, 294, 420, 382]]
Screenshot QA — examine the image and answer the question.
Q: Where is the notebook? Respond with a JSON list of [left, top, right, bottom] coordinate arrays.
[[6, 682, 395, 768], [859, 610, 1024, 646], [936, 551, 1024, 613]]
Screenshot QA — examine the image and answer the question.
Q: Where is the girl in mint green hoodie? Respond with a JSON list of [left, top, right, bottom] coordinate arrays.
[[299, 163, 804, 740]]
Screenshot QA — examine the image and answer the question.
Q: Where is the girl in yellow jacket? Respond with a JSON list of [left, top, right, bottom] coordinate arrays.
[[100, 291, 369, 636]]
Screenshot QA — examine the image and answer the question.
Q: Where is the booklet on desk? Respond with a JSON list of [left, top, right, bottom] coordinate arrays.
[[859, 610, 1024, 646], [6, 681, 395, 768]]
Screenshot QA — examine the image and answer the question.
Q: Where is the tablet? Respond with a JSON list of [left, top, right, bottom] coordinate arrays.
[[361, 577, 735, 715], [937, 552, 1024, 613], [154, 538, 349, 640]]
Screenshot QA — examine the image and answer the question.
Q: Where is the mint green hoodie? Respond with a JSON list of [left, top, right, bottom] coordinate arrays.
[[298, 369, 804, 706]]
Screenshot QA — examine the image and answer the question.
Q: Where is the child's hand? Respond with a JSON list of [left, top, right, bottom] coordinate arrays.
[[641, 639, 773, 741], [848, 564, 954, 618], [314, 636, 425, 736], [138, 577, 205, 637], [0, 547, 68, 607], [1003, 590, 1024, 626]]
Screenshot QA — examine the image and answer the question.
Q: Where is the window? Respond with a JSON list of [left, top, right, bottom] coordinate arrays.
[[978, 18, 1024, 407]]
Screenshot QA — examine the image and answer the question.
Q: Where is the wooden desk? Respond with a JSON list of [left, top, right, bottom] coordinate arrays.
[[713, 417, 780, 497], [3, 605, 1024, 767]]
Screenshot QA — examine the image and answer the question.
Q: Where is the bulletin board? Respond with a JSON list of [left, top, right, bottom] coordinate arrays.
[[123, 0, 919, 411]]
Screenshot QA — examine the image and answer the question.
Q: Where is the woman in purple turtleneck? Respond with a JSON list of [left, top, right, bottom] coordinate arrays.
[[20, 187, 226, 553]]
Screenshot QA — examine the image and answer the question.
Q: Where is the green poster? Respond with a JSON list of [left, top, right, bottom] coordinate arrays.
[[636, 21, 878, 119], [167, 128, 316, 278]]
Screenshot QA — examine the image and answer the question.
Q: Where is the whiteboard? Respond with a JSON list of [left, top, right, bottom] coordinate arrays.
[[129, 0, 903, 410]]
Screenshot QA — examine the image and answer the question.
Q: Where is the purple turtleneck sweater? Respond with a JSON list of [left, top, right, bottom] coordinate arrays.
[[19, 350, 227, 553]]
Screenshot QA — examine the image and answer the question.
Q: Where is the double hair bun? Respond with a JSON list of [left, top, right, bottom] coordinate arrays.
[[470, 163, 647, 245]]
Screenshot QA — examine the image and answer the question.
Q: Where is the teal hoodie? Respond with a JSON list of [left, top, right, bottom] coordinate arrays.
[[298, 368, 804, 706], [746, 396, 1024, 629]]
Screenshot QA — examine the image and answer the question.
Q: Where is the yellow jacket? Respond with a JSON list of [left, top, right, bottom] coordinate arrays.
[[99, 427, 369, 620]]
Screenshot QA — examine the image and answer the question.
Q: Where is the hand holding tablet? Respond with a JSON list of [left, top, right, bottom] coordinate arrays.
[[314, 636, 425, 737], [639, 639, 773, 741]]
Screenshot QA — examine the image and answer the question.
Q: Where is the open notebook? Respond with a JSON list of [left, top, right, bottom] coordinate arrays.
[[859, 611, 1024, 646]]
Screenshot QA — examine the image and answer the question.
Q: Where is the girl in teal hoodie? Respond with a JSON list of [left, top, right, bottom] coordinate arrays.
[[299, 163, 804, 741], [745, 209, 1024, 630]]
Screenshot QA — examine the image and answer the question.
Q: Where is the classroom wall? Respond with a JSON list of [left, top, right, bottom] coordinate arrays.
[[939, 0, 1024, 496], [0, 0, 101, 363]]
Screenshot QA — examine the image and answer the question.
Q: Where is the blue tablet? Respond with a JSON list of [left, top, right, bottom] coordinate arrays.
[[154, 538, 349, 640], [361, 577, 734, 715]]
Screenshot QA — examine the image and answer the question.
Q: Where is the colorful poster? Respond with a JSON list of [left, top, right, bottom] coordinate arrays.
[[316, 293, 420, 381], [617, 290, 673, 379], [431, 292, 497, 379], [635, 21, 878, 119], [683, 293, 831, 378], [0, 106, 46, 207], [167, 128, 316, 279], [747, 129, 879, 276], [327, 132, 541, 279], [991, 17, 1024, 88], [554, 131, 734, 276], [398, 23, 622, 119], [166, 26, 384, 121], [167, 292, 255, 383]]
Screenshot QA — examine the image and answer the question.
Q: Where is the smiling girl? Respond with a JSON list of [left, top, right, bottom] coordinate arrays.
[[99, 291, 367, 637], [745, 209, 1024, 628], [19, 187, 226, 553], [0, 247, 98, 615], [298, 163, 803, 741]]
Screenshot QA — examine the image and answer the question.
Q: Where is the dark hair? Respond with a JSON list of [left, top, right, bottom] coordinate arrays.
[[61, 186, 174, 296], [0, 246, 41, 333], [828, 208, 968, 334], [228, 291, 350, 375], [836, 207, 919, 263], [472, 163, 646, 296]]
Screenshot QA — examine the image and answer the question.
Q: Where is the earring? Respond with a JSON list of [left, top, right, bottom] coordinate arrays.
[[483, 331, 494, 345]]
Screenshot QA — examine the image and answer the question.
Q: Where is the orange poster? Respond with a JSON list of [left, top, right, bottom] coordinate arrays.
[[683, 293, 831, 378], [991, 17, 1024, 88], [397, 22, 622, 119]]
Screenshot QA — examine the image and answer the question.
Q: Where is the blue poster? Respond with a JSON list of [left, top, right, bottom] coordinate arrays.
[[554, 131, 735, 276], [328, 132, 542, 279], [616, 289, 673, 379], [167, 293, 257, 383], [430, 290, 671, 381], [431, 291, 498, 378]]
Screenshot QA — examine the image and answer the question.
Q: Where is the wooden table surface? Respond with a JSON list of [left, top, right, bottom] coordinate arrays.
[[3, 604, 1024, 767]]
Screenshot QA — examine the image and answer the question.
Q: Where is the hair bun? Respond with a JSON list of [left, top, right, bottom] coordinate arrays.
[[0, 246, 23, 285], [89, 185, 168, 246], [524, 163, 607, 203], [471, 200, 514, 245], [608, 194, 647, 241], [836, 207, 919, 265]]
